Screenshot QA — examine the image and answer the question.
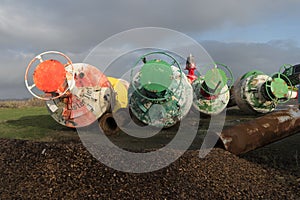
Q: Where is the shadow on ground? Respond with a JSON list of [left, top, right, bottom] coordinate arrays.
[[241, 133, 300, 176], [6, 115, 73, 131]]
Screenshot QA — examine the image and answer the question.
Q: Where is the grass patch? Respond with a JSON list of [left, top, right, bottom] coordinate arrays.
[[0, 98, 45, 108], [0, 106, 78, 142]]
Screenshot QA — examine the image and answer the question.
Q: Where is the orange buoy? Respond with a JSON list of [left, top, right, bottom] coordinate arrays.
[[33, 59, 67, 93]]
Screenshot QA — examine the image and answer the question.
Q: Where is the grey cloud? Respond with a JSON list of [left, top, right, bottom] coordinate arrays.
[[1, 0, 300, 53], [2, 39, 300, 99], [201, 39, 300, 79], [1, 0, 300, 98]]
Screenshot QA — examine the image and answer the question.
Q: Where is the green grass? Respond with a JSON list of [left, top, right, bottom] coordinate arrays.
[[0, 107, 47, 121], [0, 106, 78, 142]]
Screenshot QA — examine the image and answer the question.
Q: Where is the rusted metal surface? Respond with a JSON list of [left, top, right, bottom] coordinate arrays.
[[218, 108, 300, 155], [98, 112, 120, 135], [46, 63, 113, 128]]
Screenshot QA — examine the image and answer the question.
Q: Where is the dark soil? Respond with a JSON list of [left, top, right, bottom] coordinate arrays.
[[0, 138, 299, 199]]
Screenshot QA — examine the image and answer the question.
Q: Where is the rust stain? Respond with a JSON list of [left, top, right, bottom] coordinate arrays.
[[218, 108, 300, 155]]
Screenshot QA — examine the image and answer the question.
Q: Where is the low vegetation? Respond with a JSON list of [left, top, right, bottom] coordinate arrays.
[[0, 98, 45, 108], [0, 99, 77, 142]]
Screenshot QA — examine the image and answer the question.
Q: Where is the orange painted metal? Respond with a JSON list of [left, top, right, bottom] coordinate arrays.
[[33, 59, 67, 93]]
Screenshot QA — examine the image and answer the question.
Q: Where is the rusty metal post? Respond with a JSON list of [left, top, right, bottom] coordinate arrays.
[[218, 108, 300, 155]]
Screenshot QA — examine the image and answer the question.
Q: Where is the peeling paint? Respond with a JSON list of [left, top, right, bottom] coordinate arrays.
[[129, 65, 193, 128], [219, 108, 300, 155], [262, 123, 270, 128], [277, 116, 291, 123]]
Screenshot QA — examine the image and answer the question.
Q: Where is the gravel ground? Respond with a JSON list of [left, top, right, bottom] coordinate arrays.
[[0, 138, 299, 199]]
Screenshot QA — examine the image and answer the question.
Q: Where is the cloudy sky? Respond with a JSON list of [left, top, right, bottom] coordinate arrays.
[[2, 0, 300, 99]]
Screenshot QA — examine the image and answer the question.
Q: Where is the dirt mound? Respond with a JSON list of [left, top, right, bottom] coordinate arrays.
[[0, 139, 299, 199]]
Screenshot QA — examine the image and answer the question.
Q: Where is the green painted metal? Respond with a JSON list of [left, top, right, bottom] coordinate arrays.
[[192, 62, 233, 115], [192, 78, 230, 115], [130, 51, 183, 102], [281, 64, 300, 86], [265, 72, 292, 103], [129, 52, 193, 128], [203, 68, 227, 95], [140, 60, 172, 93], [280, 64, 293, 76], [130, 66, 192, 128], [199, 62, 234, 96], [234, 70, 293, 114], [240, 70, 264, 80], [270, 78, 288, 98], [234, 73, 276, 114]]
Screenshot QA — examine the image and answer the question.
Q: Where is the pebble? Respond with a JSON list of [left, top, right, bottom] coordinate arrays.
[[0, 138, 299, 199]]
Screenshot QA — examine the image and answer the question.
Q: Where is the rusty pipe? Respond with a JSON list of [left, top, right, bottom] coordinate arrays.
[[218, 108, 300, 155], [98, 113, 120, 136], [98, 109, 131, 136]]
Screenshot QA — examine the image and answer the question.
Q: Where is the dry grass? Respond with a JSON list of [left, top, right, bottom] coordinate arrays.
[[0, 98, 45, 108]]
